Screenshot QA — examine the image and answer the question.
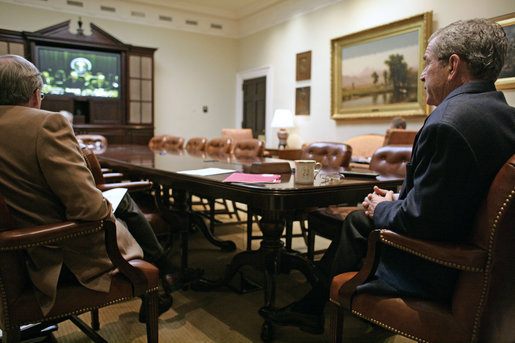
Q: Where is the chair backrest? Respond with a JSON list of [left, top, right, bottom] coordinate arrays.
[[343, 134, 385, 162], [383, 129, 418, 146], [148, 135, 185, 150], [222, 128, 253, 153], [300, 141, 352, 170], [206, 137, 232, 157], [76, 134, 108, 152], [368, 145, 412, 177], [457, 154, 515, 342], [185, 137, 208, 152], [81, 146, 105, 185], [232, 138, 264, 159]]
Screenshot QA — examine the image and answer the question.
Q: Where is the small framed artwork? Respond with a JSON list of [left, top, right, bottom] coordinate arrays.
[[296, 86, 310, 115], [296, 51, 311, 81], [331, 12, 432, 119], [492, 12, 515, 90]]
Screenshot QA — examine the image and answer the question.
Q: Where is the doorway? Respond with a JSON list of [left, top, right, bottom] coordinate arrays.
[[242, 76, 266, 138]]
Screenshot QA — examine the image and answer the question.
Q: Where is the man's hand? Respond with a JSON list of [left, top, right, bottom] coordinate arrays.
[[363, 186, 394, 218]]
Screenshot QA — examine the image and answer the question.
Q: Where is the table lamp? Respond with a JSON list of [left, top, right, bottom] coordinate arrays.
[[271, 109, 295, 149]]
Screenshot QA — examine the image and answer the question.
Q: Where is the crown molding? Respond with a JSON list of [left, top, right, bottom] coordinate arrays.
[[0, 0, 341, 38]]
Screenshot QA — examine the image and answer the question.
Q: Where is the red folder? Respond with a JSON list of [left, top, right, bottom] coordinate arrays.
[[222, 173, 281, 183]]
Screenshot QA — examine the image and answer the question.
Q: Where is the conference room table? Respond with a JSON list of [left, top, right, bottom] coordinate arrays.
[[98, 144, 403, 337]]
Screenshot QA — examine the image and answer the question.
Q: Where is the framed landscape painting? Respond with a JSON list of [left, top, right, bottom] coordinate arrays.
[[331, 12, 432, 119], [492, 12, 515, 90]]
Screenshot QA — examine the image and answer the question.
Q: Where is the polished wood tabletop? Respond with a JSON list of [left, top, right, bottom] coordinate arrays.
[[98, 144, 403, 214]]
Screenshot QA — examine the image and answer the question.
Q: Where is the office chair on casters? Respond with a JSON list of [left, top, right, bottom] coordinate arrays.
[[329, 154, 515, 343], [0, 191, 159, 343]]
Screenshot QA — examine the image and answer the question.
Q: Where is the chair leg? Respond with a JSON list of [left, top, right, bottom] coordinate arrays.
[[91, 308, 100, 330], [69, 315, 107, 343], [144, 291, 159, 343], [247, 210, 253, 251], [329, 301, 344, 343]]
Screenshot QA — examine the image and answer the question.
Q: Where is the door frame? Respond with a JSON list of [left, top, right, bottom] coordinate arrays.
[[235, 66, 273, 145]]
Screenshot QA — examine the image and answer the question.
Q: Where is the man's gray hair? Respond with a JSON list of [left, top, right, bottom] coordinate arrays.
[[0, 54, 43, 105], [429, 18, 508, 82]]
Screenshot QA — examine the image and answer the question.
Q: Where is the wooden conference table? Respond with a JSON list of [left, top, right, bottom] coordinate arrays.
[[98, 144, 403, 335]]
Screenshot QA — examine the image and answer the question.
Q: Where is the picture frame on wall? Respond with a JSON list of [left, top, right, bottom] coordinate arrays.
[[492, 12, 514, 90], [296, 51, 311, 81], [330, 12, 432, 119], [295, 86, 310, 115]]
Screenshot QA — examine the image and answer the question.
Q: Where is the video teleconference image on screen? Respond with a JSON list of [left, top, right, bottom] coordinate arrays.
[[37, 46, 121, 98]]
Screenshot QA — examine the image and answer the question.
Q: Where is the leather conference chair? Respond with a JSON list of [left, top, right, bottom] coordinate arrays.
[[344, 134, 385, 166], [148, 135, 185, 151], [329, 154, 515, 343], [205, 137, 233, 162], [185, 137, 208, 158], [0, 191, 159, 343], [307, 145, 412, 260], [382, 128, 418, 146], [221, 128, 253, 154]]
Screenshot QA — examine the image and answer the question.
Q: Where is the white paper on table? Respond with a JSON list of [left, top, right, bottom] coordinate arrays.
[[177, 168, 236, 176], [102, 188, 128, 212]]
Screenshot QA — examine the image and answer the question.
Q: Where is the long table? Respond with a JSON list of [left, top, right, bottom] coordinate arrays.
[[98, 144, 403, 338]]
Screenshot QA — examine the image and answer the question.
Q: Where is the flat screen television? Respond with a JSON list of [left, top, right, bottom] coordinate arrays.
[[36, 46, 121, 98]]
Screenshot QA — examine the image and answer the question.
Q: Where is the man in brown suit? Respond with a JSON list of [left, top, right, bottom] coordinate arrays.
[[0, 55, 145, 316]]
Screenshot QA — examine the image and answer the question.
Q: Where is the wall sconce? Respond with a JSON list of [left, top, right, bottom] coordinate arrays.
[[271, 109, 295, 149]]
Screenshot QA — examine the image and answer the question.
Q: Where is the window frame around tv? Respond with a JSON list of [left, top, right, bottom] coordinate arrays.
[[35, 45, 122, 99]]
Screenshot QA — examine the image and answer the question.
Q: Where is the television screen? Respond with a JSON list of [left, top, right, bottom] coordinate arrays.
[[37, 46, 120, 98]]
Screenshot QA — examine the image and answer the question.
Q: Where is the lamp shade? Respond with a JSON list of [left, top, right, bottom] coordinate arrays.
[[271, 109, 294, 128]]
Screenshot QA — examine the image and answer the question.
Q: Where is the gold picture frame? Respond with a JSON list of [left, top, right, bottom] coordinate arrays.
[[492, 12, 515, 90], [331, 12, 432, 120], [295, 86, 310, 115]]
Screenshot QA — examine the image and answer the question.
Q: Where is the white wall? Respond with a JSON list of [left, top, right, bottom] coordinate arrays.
[[0, 1, 513, 147], [238, 0, 515, 147], [0, 2, 238, 139]]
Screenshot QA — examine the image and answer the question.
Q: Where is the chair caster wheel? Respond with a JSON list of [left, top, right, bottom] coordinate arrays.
[[261, 320, 275, 342]]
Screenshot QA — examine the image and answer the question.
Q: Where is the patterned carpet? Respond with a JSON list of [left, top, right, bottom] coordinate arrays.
[[47, 203, 415, 343]]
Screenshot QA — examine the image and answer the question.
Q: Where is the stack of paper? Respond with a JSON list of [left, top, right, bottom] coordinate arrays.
[[222, 173, 281, 183]]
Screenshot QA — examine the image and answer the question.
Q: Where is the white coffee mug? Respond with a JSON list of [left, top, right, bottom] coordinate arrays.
[[294, 160, 322, 184]]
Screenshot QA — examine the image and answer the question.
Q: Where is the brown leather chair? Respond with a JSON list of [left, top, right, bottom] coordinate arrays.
[[232, 138, 265, 163], [307, 145, 411, 260], [300, 141, 352, 170], [148, 135, 185, 151], [206, 137, 233, 162], [0, 191, 159, 343], [222, 128, 253, 153], [344, 134, 385, 166], [185, 137, 208, 158], [329, 154, 515, 343], [383, 128, 418, 146], [76, 134, 108, 148]]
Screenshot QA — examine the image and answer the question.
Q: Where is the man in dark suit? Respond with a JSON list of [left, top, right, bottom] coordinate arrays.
[[260, 18, 515, 334]]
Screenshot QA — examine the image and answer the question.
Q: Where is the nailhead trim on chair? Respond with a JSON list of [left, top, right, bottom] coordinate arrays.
[[379, 231, 484, 272], [471, 188, 513, 342], [0, 222, 104, 251], [352, 309, 429, 343]]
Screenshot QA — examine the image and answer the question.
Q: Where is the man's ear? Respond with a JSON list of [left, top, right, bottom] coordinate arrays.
[[448, 54, 460, 79], [27, 89, 41, 108]]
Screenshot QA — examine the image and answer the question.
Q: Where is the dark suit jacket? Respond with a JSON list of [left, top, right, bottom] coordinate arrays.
[[366, 81, 515, 302]]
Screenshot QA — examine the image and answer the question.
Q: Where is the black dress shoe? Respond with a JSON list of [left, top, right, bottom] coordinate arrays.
[[162, 268, 204, 292], [139, 293, 173, 323], [258, 303, 324, 334]]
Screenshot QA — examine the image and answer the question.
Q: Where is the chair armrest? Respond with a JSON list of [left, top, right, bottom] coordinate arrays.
[[102, 172, 125, 182], [378, 230, 487, 272], [0, 220, 106, 250], [97, 181, 153, 193], [332, 229, 487, 309]]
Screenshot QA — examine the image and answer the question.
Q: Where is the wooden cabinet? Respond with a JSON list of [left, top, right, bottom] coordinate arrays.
[[0, 21, 156, 145]]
